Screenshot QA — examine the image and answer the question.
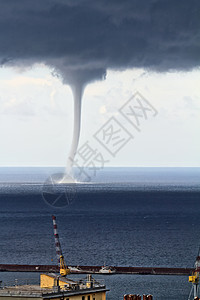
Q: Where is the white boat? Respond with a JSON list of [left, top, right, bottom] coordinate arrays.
[[68, 266, 82, 273], [99, 266, 116, 274]]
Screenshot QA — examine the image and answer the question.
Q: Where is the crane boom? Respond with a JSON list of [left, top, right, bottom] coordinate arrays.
[[188, 249, 200, 299], [52, 215, 70, 276]]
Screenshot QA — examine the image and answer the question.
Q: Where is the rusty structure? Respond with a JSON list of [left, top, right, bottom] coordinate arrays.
[[124, 295, 153, 300]]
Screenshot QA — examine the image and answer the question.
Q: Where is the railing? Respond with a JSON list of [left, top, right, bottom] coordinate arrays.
[[74, 277, 105, 287], [0, 277, 105, 292], [0, 278, 39, 289]]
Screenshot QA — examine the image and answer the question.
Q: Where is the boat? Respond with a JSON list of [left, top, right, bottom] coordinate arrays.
[[99, 266, 116, 274], [68, 266, 82, 273]]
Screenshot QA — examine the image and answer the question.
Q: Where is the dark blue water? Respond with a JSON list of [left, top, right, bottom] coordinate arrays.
[[0, 168, 200, 300]]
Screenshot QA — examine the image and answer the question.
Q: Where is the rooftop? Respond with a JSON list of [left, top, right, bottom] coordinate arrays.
[[0, 274, 108, 298]]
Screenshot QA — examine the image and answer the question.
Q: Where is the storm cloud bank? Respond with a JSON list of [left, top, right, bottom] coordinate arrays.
[[0, 0, 200, 84]]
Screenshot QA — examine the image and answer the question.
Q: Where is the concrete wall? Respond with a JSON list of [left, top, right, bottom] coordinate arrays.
[[40, 275, 69, 289]]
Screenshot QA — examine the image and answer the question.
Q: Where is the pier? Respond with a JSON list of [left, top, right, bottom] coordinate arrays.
[[0, 264, 194, 276]]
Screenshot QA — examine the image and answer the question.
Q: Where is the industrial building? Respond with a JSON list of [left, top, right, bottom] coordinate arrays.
[[0, 273, 108, 300]]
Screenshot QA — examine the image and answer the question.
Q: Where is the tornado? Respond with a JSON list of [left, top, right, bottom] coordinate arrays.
[[66, 84, 84, 176], [55, 68, 105, 183]]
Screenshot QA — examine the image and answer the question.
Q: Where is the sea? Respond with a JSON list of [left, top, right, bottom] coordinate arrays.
[[0, 167, 200, 300]]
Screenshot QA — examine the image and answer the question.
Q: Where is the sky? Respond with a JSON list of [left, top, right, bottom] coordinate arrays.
[[0, 0, 199, 167]]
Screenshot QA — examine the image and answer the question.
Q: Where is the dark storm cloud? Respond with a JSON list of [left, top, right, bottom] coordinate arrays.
[[0, 0, 200, 85]]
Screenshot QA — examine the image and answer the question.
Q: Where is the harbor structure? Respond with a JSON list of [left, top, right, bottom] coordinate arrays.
[[52, 215, 70, 277], [0, 273, 107, 300], [0, 215, 108, 300], [124, 296, 153, 300], [188, 252, 200, 300], [1, 215, 198, 299]]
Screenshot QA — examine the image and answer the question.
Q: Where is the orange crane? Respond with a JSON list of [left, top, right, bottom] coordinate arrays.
[[188, 248, 200, 299], [52, 215, 70, 276]]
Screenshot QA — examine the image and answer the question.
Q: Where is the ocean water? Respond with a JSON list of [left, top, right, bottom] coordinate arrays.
[[0, 167, 200, 300]]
